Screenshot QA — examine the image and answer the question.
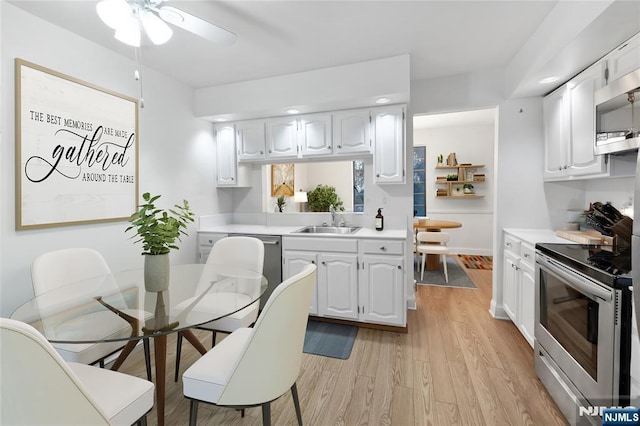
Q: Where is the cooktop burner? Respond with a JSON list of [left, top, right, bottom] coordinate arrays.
[[535, 243, 632, 289]]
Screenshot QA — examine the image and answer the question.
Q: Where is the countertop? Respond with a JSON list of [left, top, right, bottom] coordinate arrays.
[[503, 228, 579, 246], [199, 224, 407, 240]]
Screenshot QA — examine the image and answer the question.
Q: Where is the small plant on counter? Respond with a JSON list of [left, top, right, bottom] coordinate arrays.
[[276, 195, 287, 212], [307, 184, 344, 212], [125, 192, 195, 255]]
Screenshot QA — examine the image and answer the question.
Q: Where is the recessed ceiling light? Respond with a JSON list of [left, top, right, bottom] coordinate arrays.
[[287, 109, 299, 114], [375, 97, 391, 104], [213, 118, 227, 122], [539, 76, 560, 84]]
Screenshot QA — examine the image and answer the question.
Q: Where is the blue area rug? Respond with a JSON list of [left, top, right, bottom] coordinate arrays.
[[303, 320, 358, 359], [414, 255, 476, 289]]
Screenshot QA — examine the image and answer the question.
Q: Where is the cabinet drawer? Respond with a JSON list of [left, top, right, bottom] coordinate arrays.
[[361, 240, 404, 255], [198, 233, 227, 246], [504, 234, 521, 254], [520, 243, 535, 268], [283, 237, 357, 253]]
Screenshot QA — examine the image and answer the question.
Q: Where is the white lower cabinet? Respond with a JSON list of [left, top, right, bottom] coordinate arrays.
[[283, 236, 405, 327], [318, 253, 359, 320], [196, 232, 228, 263], [502, 232, 535, 347]]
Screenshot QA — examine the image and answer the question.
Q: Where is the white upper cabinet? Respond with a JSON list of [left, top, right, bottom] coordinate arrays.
[[298, 113, 332, 157], [373, 105, 405, 184], [606, 32, 640, 83], [543, 62, 607, 180], [567, 63, 606, 176], [236, 119, 266, 161], [332, 108, 372, 155], [215, 123, 250, 187], [265, 117, 299, 158]]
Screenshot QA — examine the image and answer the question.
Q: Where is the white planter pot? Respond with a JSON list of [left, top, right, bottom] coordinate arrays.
[[144, 253, 170, 292]]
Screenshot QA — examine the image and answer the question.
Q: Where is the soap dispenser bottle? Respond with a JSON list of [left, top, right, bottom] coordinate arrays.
[[375, 208, 384, 231]]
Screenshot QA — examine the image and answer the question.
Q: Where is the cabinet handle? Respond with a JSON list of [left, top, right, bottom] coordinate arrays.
[[260, 150, 264, 154], [337, 145, 342, 149], [379, 246, 387, 251], [376, 174, 380, 177], [506, 242, 512, 247], [268, 149, 272, 153], [524, 253, 530, 258], [397, 265, 402, 270], [321, 261, 326, 265], [311, 260, 315, 264]]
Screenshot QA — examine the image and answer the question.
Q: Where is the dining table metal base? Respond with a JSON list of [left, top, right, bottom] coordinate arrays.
[[111, 329, 207, 426]]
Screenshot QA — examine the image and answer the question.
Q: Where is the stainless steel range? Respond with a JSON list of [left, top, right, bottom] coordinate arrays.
[[535, 243, 633, 425]]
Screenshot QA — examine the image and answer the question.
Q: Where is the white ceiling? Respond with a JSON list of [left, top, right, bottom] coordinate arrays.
[[414, 108, 496, 129], [8, 1, 640, 98]]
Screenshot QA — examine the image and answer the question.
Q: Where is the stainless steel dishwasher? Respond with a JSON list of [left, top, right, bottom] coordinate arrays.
[[229, 233, 282, 310]]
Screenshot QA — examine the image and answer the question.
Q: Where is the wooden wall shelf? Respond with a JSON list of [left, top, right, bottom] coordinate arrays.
[[435, 163, 485, 198]]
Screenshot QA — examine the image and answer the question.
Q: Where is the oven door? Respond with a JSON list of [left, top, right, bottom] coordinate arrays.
[[535, 252, 619, 404]]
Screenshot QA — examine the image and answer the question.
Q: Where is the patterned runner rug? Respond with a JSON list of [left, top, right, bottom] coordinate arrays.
[[458, 254, 493, 270]]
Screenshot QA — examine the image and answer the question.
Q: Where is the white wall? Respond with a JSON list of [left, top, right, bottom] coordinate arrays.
[[414, 123, 495, 255], [0, 3, 223, 316]]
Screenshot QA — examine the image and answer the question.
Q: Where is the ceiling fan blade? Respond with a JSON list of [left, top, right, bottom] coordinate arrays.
[[140, 9, 172, 45], [158, 6, 236, 46]]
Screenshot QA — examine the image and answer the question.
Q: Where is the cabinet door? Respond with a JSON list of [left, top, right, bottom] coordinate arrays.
[[607, 33, 640, 83], [519, 262, 535, 348], [332, 108, 372, 155], [298, 113, 332, 157], [373, 106, 405, 184], [568, 64, 607, 177], [502, 250, 519, 322], [266, 117, 299, 158], [283, 251, 318, 315], [215, 123, 238, 186], [237, 119, 266, 161], [317, 253, 358, 320], [361, 255, 404, 326], [543, 87, 569, 180]]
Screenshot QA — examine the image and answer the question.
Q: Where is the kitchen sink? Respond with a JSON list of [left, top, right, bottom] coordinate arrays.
[[293, 225, 361, 235]]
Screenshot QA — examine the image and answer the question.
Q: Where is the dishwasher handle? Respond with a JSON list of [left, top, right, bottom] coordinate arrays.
[[262, 240, 280, 245]]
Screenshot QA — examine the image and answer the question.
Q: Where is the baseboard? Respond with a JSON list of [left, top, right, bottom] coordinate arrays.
[[489, 298, 509, 319]]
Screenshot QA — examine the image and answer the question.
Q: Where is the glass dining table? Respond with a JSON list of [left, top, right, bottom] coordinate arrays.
[[11, 263, 267, 426]]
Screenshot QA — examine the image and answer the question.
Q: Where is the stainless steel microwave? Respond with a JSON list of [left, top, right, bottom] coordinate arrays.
[[594, 68, 640, 155]]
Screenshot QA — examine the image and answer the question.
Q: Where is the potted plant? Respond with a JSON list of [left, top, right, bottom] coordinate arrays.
[[463, 183, 475, 194], [307, 184, 344, 212], [276, 195, 287, 212], [126, 192, 195, 292]]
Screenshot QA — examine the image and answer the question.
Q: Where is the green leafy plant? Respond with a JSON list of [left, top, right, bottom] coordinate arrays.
[[125, 192, 195, 255], [276, 195, 287, 212], [446, 174, 458, 181], [307, 184, 344, 212], [463, 183, 474, 189]]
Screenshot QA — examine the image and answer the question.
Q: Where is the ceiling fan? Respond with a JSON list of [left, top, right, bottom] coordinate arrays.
[[96, 0, 236, 47]]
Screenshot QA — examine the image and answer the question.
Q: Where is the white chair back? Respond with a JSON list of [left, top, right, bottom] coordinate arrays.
[[417, 231, 449, 245], [0, 318, 110, 425], [31, 248, 111, 296], [218, 263, 316, 406], [206, 236, 264, 272]]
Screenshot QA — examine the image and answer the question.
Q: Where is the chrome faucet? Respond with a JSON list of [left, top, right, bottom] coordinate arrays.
[[329, 205, 337, 226]]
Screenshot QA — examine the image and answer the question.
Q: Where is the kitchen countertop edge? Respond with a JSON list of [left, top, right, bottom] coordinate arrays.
[[503, 228, 578, 246], [199, 224, 407, 240]]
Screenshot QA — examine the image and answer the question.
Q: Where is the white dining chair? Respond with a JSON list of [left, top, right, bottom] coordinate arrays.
[[31, 248, 152, 380], [182, 263, 316, 426], [174, 236, 265, 381], [0, 317, 154, 426], [416, 231, 450, 282]]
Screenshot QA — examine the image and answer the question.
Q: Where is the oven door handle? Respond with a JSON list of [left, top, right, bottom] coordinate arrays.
[[537, 255, 612, 302]]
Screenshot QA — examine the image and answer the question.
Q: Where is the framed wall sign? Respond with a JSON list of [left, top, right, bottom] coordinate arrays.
[[15, 59, 138, 230], [271, 163, 295, 197]]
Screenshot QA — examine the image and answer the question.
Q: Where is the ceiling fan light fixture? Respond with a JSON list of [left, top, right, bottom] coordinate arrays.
[[140, 9, 173, 45], [115, 14, 141, 47], [96, 0, 132, 30]]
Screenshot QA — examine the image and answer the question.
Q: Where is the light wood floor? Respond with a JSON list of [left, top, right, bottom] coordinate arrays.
[[117, 256, 568, 425]]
